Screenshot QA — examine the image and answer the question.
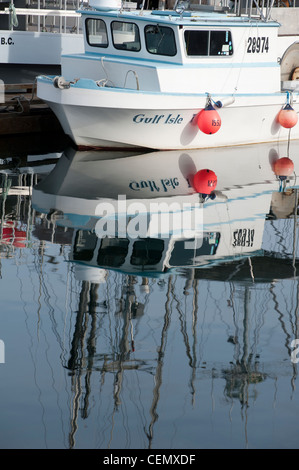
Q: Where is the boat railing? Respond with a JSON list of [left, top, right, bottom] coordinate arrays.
[[1, 0, 299, 32], [231, 0, 275, 20], [173, 0, 299, 20], [0, 0, 88, 33]]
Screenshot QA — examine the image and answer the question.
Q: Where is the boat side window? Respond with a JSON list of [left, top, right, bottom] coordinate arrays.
[[210, 30, 233, 56], [184, 30, 233, 56], [144, 25, 177, 56], [184, 30, 208, 56], [111, 21, 141, 52], [86, 18, 108, 48]]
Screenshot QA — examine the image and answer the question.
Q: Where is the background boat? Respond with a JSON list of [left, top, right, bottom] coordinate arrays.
[[0, 0, 85, 82]]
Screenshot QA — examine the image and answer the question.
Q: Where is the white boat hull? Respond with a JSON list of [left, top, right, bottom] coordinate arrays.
[[37, 78, 299, 150]]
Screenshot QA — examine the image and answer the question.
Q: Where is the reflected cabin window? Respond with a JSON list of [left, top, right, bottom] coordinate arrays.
[[145, 25, 177, 56], [86, 18, 108, 47], [169, 233, 221, 266], [73, 230, 97, 261], [111, 21, 141, 51], [131, 239, 164, 267], [184, 30, 233, 56], [97, 238, 129, 267]]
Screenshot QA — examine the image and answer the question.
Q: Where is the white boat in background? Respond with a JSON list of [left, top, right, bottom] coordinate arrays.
[[36, 0, 299, 150], [0, 0, 85, 82]]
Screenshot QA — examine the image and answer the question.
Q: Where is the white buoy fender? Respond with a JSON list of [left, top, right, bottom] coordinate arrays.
[[214, 97, 235, 108]]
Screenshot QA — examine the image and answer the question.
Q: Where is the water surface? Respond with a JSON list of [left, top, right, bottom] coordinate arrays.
[[1, 138, 299, 449]]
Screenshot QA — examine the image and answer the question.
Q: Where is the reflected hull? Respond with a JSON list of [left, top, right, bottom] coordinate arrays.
[[32, 141, 299, 275]]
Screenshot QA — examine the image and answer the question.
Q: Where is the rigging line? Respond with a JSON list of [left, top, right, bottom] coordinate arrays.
[[251, 288, 267, 360], [269, 282, 297, 390], [232, 24, 255, 95], [120, 380, 132, 449], [197, 281, 211, 364], [68, 372, 82, 449], [26, 195, 68, 395], [107, 399, 117, 449], [171, 280, 193, 367], [248, 256, 255, 283], [15, 258, 48, 448], [37, 252, 68, 356], [287, 129, 291, 158], [270, 218, 290, 256], [191, 278, 199, 407], [292, 188, 298, 277], [62, 260, 72, 367], [67, 280, 90, 371], [80, 284, 100, 424], [146, 275, 173, 450], [171, 277, 197, 404], [295, 281, 299, 345], [128, 361, 151, 449], [68, 281, 98, 444], [230, 281, 242, 364]]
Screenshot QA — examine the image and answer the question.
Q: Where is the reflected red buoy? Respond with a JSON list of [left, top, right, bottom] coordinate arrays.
[[197, 104, 221, 135], [273, 157, 294, 178], [277, 104, 298, 129], [193, 169, 217, 195]]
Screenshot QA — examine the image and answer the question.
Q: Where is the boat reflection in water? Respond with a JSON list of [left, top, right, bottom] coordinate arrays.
[[32, 141, 298, 277], [2, 140, 299, 449]]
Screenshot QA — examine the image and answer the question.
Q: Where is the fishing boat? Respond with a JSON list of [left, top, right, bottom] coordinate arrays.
[[36, 0, 299, 150], [0, 0, 85, 82]]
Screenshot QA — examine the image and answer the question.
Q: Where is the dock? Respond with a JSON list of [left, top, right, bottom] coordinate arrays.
[[0, 82, 64, 136]]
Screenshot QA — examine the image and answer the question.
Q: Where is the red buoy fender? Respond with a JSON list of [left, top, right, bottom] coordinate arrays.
[[273, 157, 294, 177], [193, 169, 218, 195], [197, 104, 221, 135], [277, 104, 298, 129]]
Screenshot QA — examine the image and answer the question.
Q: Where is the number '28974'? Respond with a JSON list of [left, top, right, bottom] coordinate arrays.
[[247, 36, 269, 53]]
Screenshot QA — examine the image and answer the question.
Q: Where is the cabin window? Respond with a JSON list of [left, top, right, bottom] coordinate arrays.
[[184, 30, 233, 56], [144, 25, 177, 56], [86, 18, 108, 48], [111, 21, 141, 52]]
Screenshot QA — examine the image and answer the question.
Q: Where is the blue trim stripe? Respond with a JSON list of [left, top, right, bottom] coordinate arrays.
[[62, 52, 279, 69]]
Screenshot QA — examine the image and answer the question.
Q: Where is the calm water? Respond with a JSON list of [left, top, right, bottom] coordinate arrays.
[[1, 136, 299, 450]]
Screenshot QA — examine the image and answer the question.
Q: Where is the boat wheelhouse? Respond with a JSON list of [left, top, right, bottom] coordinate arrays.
[[37, 0, 299, 150]]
